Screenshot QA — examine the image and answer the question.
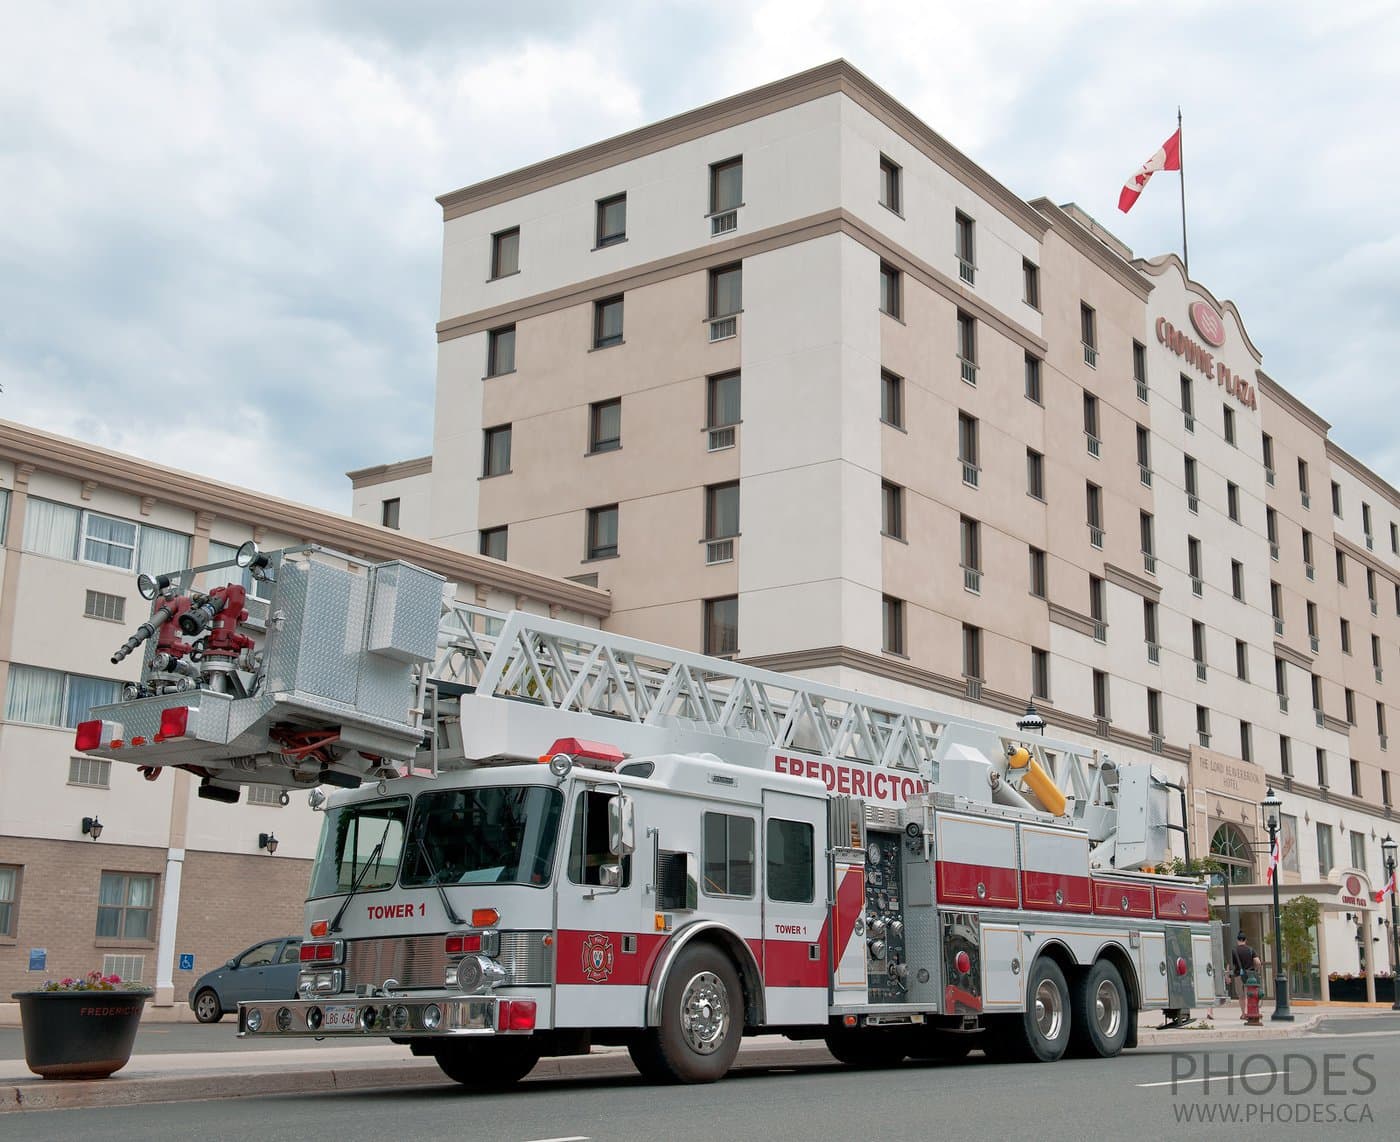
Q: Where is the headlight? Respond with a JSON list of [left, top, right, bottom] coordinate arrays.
[[276, 1007, 293, 1032], [422, 1004, 442, 1030], [246, 1008, 263, 1032], [306, 1007, 323, 1031]]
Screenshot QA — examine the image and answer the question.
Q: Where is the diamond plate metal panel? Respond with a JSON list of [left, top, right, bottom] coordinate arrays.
[[367, 562, 443, 664]]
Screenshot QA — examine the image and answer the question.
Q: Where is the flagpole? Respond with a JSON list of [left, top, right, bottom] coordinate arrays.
[[1178, 107, 1190, 277]]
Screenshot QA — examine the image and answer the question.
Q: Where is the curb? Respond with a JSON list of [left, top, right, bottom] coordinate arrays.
[[1, 1018, 1345, 1114]]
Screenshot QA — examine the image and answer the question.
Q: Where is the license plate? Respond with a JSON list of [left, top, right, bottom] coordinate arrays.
[[324, 1004, 358, 1029]]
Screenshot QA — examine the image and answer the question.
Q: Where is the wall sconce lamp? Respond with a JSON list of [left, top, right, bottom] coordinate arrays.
[[258, 832, 279, 855], [81, 816, 103, 840]]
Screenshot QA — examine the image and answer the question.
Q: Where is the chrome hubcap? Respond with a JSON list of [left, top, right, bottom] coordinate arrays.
[[679, 970, 728, 1055], [1034, 978, 1063, 1041], [1094, 978, 1122, 1039]]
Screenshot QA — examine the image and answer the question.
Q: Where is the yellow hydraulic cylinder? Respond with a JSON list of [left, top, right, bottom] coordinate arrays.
[[1006, 747, 1067, 817]]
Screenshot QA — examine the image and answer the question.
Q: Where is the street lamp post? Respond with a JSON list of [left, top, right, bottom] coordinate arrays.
[[1263, 787, 1293, 1021], [1384, 835, 1400, 1012]]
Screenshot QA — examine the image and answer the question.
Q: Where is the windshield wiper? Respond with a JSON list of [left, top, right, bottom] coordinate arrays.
[[412, 823, 466, 926], [330, 822, 391, 934]]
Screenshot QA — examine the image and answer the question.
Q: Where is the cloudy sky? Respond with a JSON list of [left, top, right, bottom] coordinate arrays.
[[2, 1, 1396, 512]]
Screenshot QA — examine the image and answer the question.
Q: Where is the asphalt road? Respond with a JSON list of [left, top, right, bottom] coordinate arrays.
[[8, 1018, 1400, 1142]]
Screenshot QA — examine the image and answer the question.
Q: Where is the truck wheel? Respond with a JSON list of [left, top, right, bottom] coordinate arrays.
[[987, 957, 1072, 1062], [823, 1028, 908, 1067], [434, 1039, 541, 1090], [1070, 959, 1129, 1058], [637, 943, 743, 1083]]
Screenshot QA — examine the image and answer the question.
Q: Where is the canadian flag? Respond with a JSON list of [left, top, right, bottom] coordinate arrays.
[[1118, 128, 1182, 213], [1266, 829, 1281, 885], [1374, 871, 1396, 904]]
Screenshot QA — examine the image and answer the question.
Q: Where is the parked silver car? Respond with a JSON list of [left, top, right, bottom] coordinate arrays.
[[188, 936, 302, 1023]]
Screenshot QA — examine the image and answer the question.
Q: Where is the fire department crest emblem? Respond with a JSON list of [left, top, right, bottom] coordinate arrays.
[[581, 933, 615, 983]]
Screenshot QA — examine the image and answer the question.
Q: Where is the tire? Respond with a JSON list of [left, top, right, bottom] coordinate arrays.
[[823, 1027, 909, 1068], [434, 1039, 541, 1090], [633, 942, 743, 1084], [193, 989, 223, 1024], [1069, 959, 1129, 1059], [988, 957, 1072, 1063]]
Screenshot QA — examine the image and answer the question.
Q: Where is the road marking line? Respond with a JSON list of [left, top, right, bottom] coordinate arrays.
[[522, 1137, 590, 1141], [1138, 1069, 1282, 1089]]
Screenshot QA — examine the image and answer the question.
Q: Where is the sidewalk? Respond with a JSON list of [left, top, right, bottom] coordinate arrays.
[[2, 1003, 1385, 1114]]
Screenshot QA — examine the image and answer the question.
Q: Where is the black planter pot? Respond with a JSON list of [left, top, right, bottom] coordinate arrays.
[[11, 990, 148, 1079]]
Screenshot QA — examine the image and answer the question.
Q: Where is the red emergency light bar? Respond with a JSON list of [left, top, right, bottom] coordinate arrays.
[[539, 738, 626, 770]]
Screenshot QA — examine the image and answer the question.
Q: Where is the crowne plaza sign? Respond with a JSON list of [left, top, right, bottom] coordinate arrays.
[[1156, 299, 1258, 410]]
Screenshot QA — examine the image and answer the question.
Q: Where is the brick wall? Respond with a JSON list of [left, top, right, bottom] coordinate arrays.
[[0, 836, 309, 1002]]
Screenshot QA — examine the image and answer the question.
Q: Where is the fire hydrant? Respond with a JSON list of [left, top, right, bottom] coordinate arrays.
[[1243, 971, 1263, 1026]]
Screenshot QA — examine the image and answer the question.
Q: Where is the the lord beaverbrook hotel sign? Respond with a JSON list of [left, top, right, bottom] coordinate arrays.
[[1157, 299, 1258, 410]]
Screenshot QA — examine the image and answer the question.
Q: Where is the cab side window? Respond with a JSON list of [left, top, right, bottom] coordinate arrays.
[[279, 942, 301, 965], [766, 819, 815, 903], [702, 812, 754, 897], [567, 789, 632, 887], [241, 942, 278, 967]]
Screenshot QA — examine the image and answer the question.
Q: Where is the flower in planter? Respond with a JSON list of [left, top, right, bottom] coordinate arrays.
[[40, 969, 152, 993]]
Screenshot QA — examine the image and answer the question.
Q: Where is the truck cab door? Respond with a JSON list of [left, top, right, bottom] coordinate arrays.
[[554, 784, 650, 1027], [761, 790, 827, 1026]]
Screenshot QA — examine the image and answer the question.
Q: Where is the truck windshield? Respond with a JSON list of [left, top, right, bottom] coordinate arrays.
[[401, 787, 564, 888], [308, 797, 410, 900]]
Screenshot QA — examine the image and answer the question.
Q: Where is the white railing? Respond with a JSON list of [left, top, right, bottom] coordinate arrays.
[[1184, 414, 1195, 433], [1191, 577, 1203, 597], [711, 210, 737, 236], [1086, 434, 1101, 458], [1301, 492, 1311, 509], [706, 538, 735, 565], [1136, 381, 1149, 403], [1083, 344, 1098, 368], [709, 316, 737, 342], [707, 426, 736, 451], [1265, 468, 1275, 486], [1274, 618, 1284, 636], [1089, 526, 1104, 549], [963, 567, 982, 594], [960, 359, 978, 386], [1310, 635, 1320, 653], [965, 677, 982, 700], [1140, 466, 1152, 487], [959, 260, 975, 285], [1305, 564, 1315, 581], [1270, 542, 1279, 561], [1195, 662, 1208, 682], [1147, 642, 1160, 664], [1143, 553, 1157, 575], [1278, 694, 1289, 713], [1093, 621, 1107, 643], [961, 462, 980, 487], [1150, 733, 1164, 754]]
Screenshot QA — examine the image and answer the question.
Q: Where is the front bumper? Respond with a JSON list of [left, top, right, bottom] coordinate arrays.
[[238, 995, 500, 1038]]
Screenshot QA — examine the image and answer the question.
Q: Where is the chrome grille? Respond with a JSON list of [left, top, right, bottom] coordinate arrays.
[[344, 931, 554, 990]]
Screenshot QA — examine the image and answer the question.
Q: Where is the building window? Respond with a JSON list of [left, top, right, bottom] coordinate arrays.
[[956, 312, 977, 382], [490, 227, 519, 279], [878, 155, 901, 213], [1392, 521, 1399, 555], [593, 295, 624, 348], [1335, 549, 1346, 584], [1373, 634, 1383, 671], [1024, 355, 1042, 404], [1346, 688, 1357, 725], [1340, 618, 1352, 654], [1231, 559, 1245, 602], [1236, 639, 1249, 681], [1093, 670, 1110, 721], [0, 865, 17, 938], [1192, 621, 1207, 670], [4, 664, 120, 728], [1271, 581, 1283, 624], [704, 596, 738, 657], [1311, 671, 1323, 715], [881, 481, 904, 540], [708, 371, 741, 430], [960, 516, 981, 576], [1281, 735, 1292, 777], [705, 482, 740, 543], [1240, 722, 1252, 762], [1144, 598, 1159, 645], [1080, 302, 1097, 366], [1090, 575, 1106, 625], [1367, 568, 1378, 610], [1306, 600, 1319, 642], [380, 499, 400, 530], [595, 193, 626, 247], [880, 369, 904, 428], [1298, 457, 1310, 504], [1302, 528, 1314, 574], [1147, 689, 1162, 737], [955, 211, 975, 283], [589, 399, 622, 454], [1136, 424, 1151, 476], [1026, 448, 1044, 500], [880, 262, 901, 318], [482, 425, 511, 477], [1267, 506, 1278, 550], [1180, 375, 1194, 429], [1227, 481, 1240, 523], [83, 590, 125, 623], [1023, 259, 1040, 309], [882, 595, 905, 656], [709, 263, 742, 320], [486, 324, 516, 376], [1082, 393, 1099, 451], [1351, 826, 1367, 870], [1031, 647, 1050, 699], [1188, 536, 1202, 583], [1317, 822, 1334, 873], [479, 527, 507, 561], [1196, 705, 1211, 746], [1180, 457, 1197, 512], [97, 872, 155, 941], [1223, 404, 1236, 446], [1133, 341, 1147, 395], [1275, 656, 1288, 702], [1086, 482, 1103, 545], [962, 624, 982, 681], [68, 755, 112, 788], [586, 505, 619, 560], [709, 157, 743, 215], [1363, 502, 1374, 544], [702, 812, 754, 898], [1140, 511, 1155, 565], [958, 412, 979, 479], [1331, 480, 1343, 516], [1028, 546, 1047, 599]]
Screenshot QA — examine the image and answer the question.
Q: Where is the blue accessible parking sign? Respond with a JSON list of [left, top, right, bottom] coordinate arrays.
[[179, 953, 195, 971]]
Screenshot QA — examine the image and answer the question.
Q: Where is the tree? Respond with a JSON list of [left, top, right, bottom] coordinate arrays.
[[1279, 895, 1320, 975]]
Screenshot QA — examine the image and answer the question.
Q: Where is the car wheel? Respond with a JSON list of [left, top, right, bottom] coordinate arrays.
[[194, 988, 223, 1024]]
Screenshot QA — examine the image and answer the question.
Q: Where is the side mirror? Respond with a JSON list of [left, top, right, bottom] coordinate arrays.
[[599, 863, 623, 888], [226, 959, 236, 969], [608, 795, 635, 856]]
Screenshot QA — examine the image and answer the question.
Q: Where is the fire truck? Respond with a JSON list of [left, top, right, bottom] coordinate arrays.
[[76, 544, 1218, 1086]]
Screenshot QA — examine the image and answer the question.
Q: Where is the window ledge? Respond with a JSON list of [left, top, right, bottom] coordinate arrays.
[[881, 649, 911, 661], [588, 341, 625, 353], [881, 532, 908, 545], [485, 270, 521, 283], [581, 553, 621, 564], [94, 940, 158, 951], [586, 445, 623, 458], [879, 203, 905, 219], [591, 238, 628, 252], [879, 419, 908, 434], [880, 312, 907, 325], [482, 369, 517, 381], [478, 471, 513, 481]]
